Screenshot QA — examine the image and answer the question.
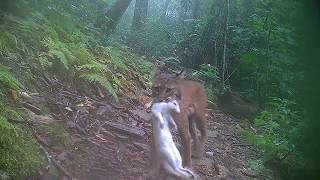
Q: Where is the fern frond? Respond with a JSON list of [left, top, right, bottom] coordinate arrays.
[[80, 73, 118, 102], [69, 43, 94, 64], [42, 38, 77, 70], [78, 61, 107, 72], [0, 31, 18, 55], [0, 65, 23, 90], [106, 47, 128, 71], [49, 49, 69, 70]]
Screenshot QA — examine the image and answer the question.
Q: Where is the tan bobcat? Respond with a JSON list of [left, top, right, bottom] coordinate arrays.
[[151, 69, 208, 168]]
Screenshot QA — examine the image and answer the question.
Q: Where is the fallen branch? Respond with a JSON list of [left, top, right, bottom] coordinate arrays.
[[86, 138, 115, 152], [20, 102, 42, 115], [102, 121, 146, 138], [52, 159, 73, 180], [231, 143, 254, 147], [241, 169, 258, 178]]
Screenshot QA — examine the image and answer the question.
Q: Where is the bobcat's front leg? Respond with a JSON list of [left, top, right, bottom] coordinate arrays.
[[177, 108, 192, 168]]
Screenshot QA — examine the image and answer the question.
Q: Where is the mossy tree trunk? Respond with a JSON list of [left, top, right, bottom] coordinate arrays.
[[132, 0, 149, 31], [193, 0, 223, 67], [193, 0, 201, 19], [103, 0, 133, 34], [160, 0, 171, 20]]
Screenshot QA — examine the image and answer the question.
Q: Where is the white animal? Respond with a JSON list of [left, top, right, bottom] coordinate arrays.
[[151, 100, 195, 179]]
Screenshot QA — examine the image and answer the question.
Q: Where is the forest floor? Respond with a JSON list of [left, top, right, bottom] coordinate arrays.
[[27, 77, 267, 180]]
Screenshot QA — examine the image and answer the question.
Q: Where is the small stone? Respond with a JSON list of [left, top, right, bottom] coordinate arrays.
[[241, 169, 258, 178], [65, 120, 76, 128], [57, 151, 70, 162], [206, 151, 214, 157]]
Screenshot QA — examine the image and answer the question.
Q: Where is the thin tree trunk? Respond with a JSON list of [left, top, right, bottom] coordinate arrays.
[[221, 0, 229, 89], [103, 0, 133, 34], [213, 40, 217, 67], [132, 0, 149, 31], [193, 0, 201, 19], [160, 0, 171, 20], [193, 0, 222, 67]]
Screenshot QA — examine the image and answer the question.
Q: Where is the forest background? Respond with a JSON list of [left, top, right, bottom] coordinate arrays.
[[0, 0, 319, 179]]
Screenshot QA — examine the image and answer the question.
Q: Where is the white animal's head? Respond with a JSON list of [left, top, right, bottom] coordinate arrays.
[[151, 100, 180, 114], [167, 100, 180, 113]]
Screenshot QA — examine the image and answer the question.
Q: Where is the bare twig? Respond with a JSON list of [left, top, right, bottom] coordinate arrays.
[[20, 102, 42, 115], [52, 159, 73, 180]]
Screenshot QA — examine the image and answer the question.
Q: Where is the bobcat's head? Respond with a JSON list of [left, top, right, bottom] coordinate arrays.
[[152, 68, 184, 102]]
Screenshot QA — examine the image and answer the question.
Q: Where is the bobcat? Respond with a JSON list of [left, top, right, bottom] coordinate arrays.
[[151, 69, 208, 168]]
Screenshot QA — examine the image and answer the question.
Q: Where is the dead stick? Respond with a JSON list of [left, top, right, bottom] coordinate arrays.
[[52, 159, 73, 180], [20, 102, 42, 115]]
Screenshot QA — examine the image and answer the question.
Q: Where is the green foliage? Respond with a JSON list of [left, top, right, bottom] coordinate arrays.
[[106, 46, 129, 71], [0, 32, 18, 55], [231, 0, 301, 104], [0, 116, 46, 179], [247, 159, 265, 172], [192, 64, 220, 102], [241, 98, 306, 178], [80, 73, 119, 102], [78, 61, 107, 73], [0, 64, 23, 90], [42, 38, 75, 71], [192, 64, 220, 83], [0, 116, 17, 146], [38, 122, 72, 148], [69, 43, 94, 64]]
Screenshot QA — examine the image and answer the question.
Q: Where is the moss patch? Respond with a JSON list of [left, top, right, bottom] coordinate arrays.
[[37, 122, 72, 149], [0, 116, 46, 179]]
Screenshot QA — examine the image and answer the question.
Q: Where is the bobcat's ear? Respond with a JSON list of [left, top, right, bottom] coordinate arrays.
[[174, 70, 185, 79], [153, 60, 165, 77]]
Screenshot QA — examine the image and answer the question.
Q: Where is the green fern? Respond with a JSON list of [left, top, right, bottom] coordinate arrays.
[[78, 61, 107, 72], [69, 43, 95, 64], [49, 49, 70, 70], [42, 38, 76, 70], [0, 31, 18, 55], [80, 73, 119, 102], [0, 65, 23, 90], [106, 47, 128, 71]]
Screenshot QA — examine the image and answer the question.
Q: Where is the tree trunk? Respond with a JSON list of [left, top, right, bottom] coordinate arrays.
[[160, 0, 171, 20], [193, 0, 201, 19], [221, 0, 229, 89], [103, 0, 133, 34], [132, 0, 148, 31], [193, 1, 222, 67]]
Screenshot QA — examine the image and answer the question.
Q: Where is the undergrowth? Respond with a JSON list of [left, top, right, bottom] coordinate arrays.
[[0, 1, 153, 178], [0, 65, 45, 179], [241, 97, 306, 179]]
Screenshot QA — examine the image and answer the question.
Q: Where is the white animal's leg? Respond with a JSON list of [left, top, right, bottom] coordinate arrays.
[[155, 112, 165, 128], [170, 143, 196, 179], [163, 160, 191, 179], [180, 167, 196, 179], [168, 115, 178, 131], [161, 147, 192, 179]]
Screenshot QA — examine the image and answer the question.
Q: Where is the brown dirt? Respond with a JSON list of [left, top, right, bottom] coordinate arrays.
[[30, 79, 267, 180]]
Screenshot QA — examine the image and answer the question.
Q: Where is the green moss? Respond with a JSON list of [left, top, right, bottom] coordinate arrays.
[[0, 64, 24, 90], [38, 122, 72, 149], [0, 116, 46, 179]]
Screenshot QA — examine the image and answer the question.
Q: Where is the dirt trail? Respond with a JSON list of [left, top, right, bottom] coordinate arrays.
[[30, 79, 263, 180]]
